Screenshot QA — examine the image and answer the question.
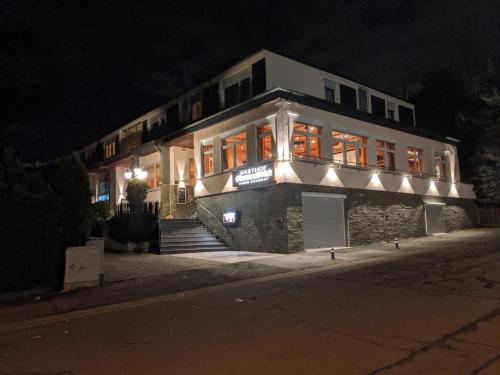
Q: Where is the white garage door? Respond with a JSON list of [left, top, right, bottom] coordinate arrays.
[[302, 192, 346, 249], [425, 203, 446, 234]]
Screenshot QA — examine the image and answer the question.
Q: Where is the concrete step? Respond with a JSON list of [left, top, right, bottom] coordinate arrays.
[[161, 228, 209, 235], [160, 242, 226, 249], [160, 234, 215, 241], [158, 246, 230, 254], [161, 236, 219, 243]]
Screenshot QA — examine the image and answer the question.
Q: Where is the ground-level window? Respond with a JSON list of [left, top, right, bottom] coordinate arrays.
[[145, 163, 161, 191], [435, 154, 448, 179], [222, 131, 247, 170], [407, 146, 424, 174], [293, 123, 322, 159], [189, 159, 196, 186], [376, 140, 396, 171], [332, 131, 368, 167], [98, 178, 109, 202], [257, 123, 273, 161], [202, 144, 214, 176]]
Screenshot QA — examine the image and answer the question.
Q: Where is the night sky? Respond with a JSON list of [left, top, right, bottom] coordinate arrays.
[[2, 0, 499, 161]]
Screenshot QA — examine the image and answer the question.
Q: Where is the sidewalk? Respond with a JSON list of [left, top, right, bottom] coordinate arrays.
[[0, 228, 498, 326]]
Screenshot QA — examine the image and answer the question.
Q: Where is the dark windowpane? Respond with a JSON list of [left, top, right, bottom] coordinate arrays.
[[202, 83, 220, 116], [240, 78, 251, 101], [224, 83, 239, 107], [398, 105, 414, 126], [166, 103, 180, 129], [251, 58, 266, 96], [371, 96, 386, 118], [340, 84, 357, 109], [325, 87, 335, 103]]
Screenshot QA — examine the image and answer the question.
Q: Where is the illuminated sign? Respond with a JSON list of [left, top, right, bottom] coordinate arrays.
[[222, 210, 241, 228], [232, 161, 274, 189]]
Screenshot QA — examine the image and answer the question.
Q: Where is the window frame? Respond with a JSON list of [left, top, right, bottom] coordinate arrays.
[[292, 122, 323, 160], [435, 153, 448, 179], [144, 162, 161, 191], [221, 130, 247, 171], [407, 146, 424, 175], [104, 139, 116, 159], [201, 142, 214, 177], [257, 123, 273, 161], [376, 140, 396, 171], [332, 130, 369, 167]]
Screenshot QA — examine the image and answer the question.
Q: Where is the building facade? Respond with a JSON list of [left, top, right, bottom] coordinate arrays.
[[80, 50, 478, 253]]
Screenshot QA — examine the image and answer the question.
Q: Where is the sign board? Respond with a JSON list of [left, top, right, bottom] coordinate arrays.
[[222, 210, 241, 228], [232, 161, 274, 189], [178, 187, 187, 204]]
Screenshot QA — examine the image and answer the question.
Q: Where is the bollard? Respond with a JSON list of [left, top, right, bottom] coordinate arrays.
[[395, 237, 399, 249], [331, 247, 335, 260]]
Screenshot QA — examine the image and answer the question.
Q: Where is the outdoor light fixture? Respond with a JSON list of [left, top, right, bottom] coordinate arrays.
[[125, 168, 147, 180], [372, 168, 380, 174], [403, 173, 412, 179]]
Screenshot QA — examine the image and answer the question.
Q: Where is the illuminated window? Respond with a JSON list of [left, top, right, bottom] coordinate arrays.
[[191, 101, 202, 121], [104, 140, 116, 159], [332, 131, 368, 167], [376, 140, 396, 171], [202, 144, 214, 176], [222, 131, 247, 170], [435, 154, 448, 179], [293, 123, 322, 159], [257, 123, 273, 161], [407, 147, 424, 174], [189, 159, 196, 186], [144, 163, 161, 191]]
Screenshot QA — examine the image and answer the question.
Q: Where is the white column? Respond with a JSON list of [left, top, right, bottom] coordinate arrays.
[[275, 99, 292, 161]]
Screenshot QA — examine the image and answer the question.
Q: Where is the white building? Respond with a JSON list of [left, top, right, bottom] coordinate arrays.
[[79, 50, 477, 253]]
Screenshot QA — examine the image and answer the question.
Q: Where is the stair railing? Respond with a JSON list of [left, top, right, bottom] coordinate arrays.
[[194, 199, 228, 236]]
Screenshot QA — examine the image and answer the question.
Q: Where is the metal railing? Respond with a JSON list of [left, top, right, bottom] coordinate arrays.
[[194, 199, 228, 235], [114, 201, 160, 215], [479, 207, 500, 226]]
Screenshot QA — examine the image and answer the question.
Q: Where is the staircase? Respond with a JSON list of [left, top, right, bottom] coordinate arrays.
[[158, 219, 230, 254]]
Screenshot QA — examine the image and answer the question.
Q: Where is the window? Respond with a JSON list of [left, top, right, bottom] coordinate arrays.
[[332, 131, 368, 167], [191, 100, 202, 121], [189, 159, 196, 186], [387, 101, 396, 120], [371, 96, 386, 118], [398, 105, 414, 126], [222, 71, 251, 108], [257, 123, 273, 161], [222, 131, 247, 170], [293, 123, 322, 159], [98, 178, 109, 202], [407, 147, 424, 174], [340, 85, 357, 109], [122, 123, 142, 153], [324, 79, 336, 103], [358, 87, 368, 112], [104, 139, 116, 159], [435, 154, 448, 179], [376, 140, 396, 171], [145, 163, 161, 191], [202, 144, 214, 176]]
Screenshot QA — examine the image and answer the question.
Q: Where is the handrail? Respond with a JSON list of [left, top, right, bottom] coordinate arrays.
[[194, 199, 228, 234]]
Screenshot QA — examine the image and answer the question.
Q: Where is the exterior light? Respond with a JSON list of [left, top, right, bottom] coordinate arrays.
[[134, 168, 142, 175], [372, 168, 380, 174], [125, 167, 147, 180], [403, 173, 412, 179], [138, 170, 148, 180], [124, 171, 132, 179]]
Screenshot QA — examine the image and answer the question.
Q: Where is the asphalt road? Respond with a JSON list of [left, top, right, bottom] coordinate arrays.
[[1, 229, 500, 375]]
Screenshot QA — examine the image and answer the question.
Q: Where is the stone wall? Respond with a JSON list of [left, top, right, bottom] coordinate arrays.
[[197, 183, 478, 253], [197, 184, 290, 253]]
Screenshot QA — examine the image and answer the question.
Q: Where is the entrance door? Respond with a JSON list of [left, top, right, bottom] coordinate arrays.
[[425, 203, 445, 234], [302, 192, 346, 249]]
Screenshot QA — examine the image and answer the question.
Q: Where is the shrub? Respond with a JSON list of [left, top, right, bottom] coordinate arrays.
[[126, 179, 148, 214], [89, 201, 110, 237], [108, 214, 158, 247], [0, 153, 92, 293]]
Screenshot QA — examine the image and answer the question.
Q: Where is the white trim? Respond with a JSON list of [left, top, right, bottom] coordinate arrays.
[[302, 192, 347, 199], [424, 201, 446, 206]]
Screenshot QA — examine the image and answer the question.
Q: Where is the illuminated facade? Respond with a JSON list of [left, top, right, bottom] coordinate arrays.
[[79, 50, 477, 252]]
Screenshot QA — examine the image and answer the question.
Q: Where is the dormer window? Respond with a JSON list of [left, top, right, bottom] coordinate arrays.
[[222, 69, 251, 108]]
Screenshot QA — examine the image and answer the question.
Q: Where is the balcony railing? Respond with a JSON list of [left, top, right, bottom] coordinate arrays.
[[114, 201, 160, 216], [120, 132, 142, 154]]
